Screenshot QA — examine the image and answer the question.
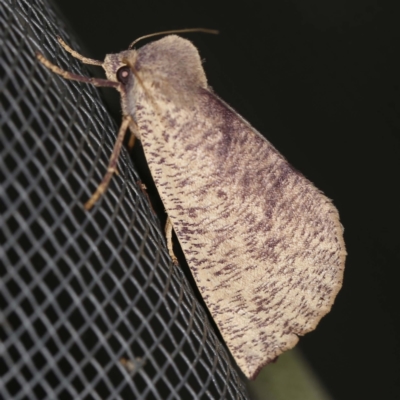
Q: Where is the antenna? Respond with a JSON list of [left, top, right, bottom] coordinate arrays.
[[128, 28, 218, 50]]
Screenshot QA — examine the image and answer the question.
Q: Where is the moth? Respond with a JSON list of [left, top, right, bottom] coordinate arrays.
[[37, 31, 346, 379]]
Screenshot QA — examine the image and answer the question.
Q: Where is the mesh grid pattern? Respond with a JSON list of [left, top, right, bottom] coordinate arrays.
[[0, 0, 249, 398]]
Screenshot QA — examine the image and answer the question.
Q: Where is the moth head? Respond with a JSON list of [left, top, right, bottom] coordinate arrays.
[[102, 50, 138, 85], [101, 36, 208, 110], [103, 35, 207, 89]]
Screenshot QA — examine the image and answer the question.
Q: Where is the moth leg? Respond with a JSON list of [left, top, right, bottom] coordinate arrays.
[[84, 115, 132, 210], [165, 217, 178, 265], [56, 36, 103, 66], [36, 52, 119, 89], [137, 181, 156, 214], [128, 133, 136, 150], [128, 119, 139, 150]]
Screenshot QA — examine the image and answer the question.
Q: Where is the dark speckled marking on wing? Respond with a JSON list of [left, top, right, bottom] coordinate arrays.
[[103, 35, 346, 379]]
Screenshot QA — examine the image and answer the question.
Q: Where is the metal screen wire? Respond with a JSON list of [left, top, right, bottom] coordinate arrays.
[[0, 0, 250, 398]]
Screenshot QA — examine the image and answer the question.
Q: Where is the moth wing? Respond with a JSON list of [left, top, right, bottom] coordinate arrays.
[[138, 88, 346, 379]]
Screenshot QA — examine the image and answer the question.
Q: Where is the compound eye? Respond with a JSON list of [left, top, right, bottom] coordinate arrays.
[[116, 66, 130, 84]]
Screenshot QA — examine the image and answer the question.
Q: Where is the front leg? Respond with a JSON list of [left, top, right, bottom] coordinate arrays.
[[84, 115, 132, 210]]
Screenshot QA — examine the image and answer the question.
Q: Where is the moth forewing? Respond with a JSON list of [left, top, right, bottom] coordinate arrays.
[[126, 36, 345, 379]]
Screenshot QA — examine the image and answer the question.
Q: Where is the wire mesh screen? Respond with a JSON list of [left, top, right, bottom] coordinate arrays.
[[0, 0, 250, 398]]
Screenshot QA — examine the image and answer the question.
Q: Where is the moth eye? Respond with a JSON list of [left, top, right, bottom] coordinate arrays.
[[116, 66, 130, 84]]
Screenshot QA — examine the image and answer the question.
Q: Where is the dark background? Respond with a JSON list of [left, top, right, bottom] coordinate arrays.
[[52, 0, 400, 398]]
